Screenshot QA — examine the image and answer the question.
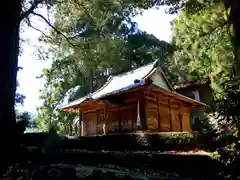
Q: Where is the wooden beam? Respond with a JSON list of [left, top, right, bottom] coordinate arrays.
[[103, 103, 108, 135], [82, 104, 138, 124], [80, 111, 84, 136], [103, 86, 146, 100], [83, 108, 102, 114], [146, 91, 196, 108], [96, 110, 100, 134], [148, 108, 158, 112], [176, 103, 183, 132], [146, 98, 189, 111], [168, 99, 173, 131], [132, 103, 135, 131], [139, 99, 147, 130], [179, 111, 183, 132], [145, 98, 148, 130], [148, 86, 205, 106], [145, 96, 157, 103], [156, 96, 161, 132], [108, 105, 133, 112], [118, 108, 121, 133], [79, 108, 82, 136], [124, 92, 144, 104]]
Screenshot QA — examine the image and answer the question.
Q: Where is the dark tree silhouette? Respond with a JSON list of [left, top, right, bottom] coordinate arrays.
[[0, 0, 22, 173], [0, 0, 45, 172]]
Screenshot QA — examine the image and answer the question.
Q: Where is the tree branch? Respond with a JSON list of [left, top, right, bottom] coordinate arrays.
[[31, 11, 78, 47], [31, 11, 100, 50], [20, 0, 65, 21], [199, 21, 228, 38], [30, 24, 50, 38], [20, 0, 44, 21], [26, 17, 52, 39]]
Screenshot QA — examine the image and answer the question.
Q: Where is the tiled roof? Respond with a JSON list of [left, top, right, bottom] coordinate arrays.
[[58, 61, 159, 110], [92, 62, 156, 99]]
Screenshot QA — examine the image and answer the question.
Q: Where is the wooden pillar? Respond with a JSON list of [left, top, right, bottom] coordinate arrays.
[[168, 99, 173, 131], [145, 99, 148, 130], [118, 108, 121, 133], [136, 100, 140, 130], [156, 96, 161, 132], [179, 112, 183, 132], [96, 110, 99, 135], [79, 108, 84, 136], [81, 118, 84, 136], [140, 99, 147, 130], [103, 103, 108, 135], [178, 104, 183, 132], [79, 109, 81, 136]]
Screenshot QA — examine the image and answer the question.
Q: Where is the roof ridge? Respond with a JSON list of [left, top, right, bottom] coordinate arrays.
[[90, 61, 158, 99], [112, 60, 157, 77], [158, 66, 175, 91]]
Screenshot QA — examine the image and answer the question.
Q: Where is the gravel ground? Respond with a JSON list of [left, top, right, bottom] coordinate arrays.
[[1, 163, 227, 180]]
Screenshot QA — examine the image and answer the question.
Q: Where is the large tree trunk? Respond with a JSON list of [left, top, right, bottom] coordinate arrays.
[[0, 0, 21, 173], [88, 69, 94, 93]]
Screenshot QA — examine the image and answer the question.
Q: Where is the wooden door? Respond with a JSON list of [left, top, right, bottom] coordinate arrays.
[[84, 112, 97, 136], [158, 105, 171, 132], [147, 109, 158, 131], [171, 108, 181, 132], [96, 111, 104, 135], [120, 106, 134, 132], [107, 110, 119, 133], [181, 107, 192, 131]]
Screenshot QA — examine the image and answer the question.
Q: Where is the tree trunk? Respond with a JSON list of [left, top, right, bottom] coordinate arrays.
[[88, 69, 93, 93], [0, 0, 21, 173]]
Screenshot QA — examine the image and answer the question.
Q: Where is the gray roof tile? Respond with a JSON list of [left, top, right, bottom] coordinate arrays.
[[58, 61, 157, 110]]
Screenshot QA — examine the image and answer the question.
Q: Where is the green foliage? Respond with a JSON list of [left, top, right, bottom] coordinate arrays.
[[215, 142, 236, 165], [165, 3, 240, 168], [37, 0, 172, 134], [212, 151, 221, 160], [214, 79, 240, 133], [167, 2, 234, 99], [137, 0, 240, 85], [17, 111, 31, 122], [217, 133, 235, 147], [135, 0, 210, 14], [24, 131, 198, 151], [192, 117, 219, 137], [16, 111, 32, 127], [156, 132, 195, 143]]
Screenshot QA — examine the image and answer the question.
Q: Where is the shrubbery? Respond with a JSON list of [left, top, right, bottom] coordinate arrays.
[[23, 131, 198, 151]]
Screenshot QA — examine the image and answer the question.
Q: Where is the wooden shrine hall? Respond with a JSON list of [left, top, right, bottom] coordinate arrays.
[[59, 61, 205, 136]]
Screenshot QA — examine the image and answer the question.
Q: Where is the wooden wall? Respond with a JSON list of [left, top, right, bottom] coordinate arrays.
[[145, 92, 192, 132], [82, 103, 138, 136], [80, 88, 193, 136]]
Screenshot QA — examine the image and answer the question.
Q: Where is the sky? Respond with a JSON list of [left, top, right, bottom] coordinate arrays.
[[17, 7, 177, 114]]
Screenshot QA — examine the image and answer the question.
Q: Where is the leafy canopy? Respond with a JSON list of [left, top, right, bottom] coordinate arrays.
[[36, 0, 172, 134], [167, 2, 234, 99]]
